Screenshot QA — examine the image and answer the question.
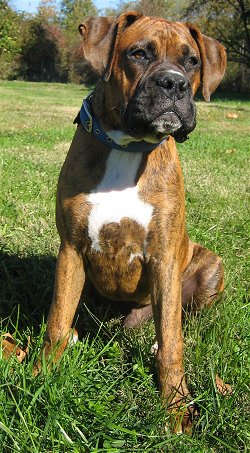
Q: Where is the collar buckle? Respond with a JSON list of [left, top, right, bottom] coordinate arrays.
[[83, 97, 93, 133]]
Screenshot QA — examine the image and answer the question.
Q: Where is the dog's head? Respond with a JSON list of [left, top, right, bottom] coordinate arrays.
[[79, 12, 226, 143]]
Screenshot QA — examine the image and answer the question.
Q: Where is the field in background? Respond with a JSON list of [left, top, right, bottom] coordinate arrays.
[[0, 81, 249, 452]]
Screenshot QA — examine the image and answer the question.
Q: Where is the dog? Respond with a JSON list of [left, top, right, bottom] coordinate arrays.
[[37, 11, 226, 433]]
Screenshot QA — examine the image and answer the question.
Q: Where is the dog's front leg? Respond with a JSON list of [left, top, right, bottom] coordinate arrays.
[[36, 242, 85, 371], [149, 255, 191, 433]]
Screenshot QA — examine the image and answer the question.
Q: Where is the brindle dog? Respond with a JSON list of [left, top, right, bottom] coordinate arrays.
[[36, 12, 226, 433]]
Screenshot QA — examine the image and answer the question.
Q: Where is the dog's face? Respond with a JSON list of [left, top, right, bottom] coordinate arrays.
[[115, 20, 201, 143], [79, 12, 226, 143]]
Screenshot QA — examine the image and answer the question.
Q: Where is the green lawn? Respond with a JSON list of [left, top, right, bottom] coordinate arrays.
[[0, 80, 249, 452]]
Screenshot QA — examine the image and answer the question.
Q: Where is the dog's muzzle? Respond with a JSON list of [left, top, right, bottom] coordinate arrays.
[[156, 71, 189, 100], [122, 69, 196, 143]]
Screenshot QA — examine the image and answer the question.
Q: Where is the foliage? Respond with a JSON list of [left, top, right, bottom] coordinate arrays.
[[0, 1, 20, 57], [181, 0, 250, 91], [38, 0, 60, 23], [59, 0, 98, 83], [61, 0, 97, 33], [182, 0, 250, 67], [116, 0, 187, 19], [0, 0, 22, 78], [19, 18, 68, 82]]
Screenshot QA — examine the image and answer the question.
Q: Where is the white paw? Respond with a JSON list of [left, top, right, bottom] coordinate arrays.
[[151, 340, 158, 355], [68, 329, 79, 347]]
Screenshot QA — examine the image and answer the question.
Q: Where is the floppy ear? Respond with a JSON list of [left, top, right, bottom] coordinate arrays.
[[187, 24, 227, 101], [79, 11, 143, 82]]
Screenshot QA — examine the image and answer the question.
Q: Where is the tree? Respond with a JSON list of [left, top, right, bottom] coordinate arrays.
[[0, 0, 22, 77], [38, 0, 59, 23], [59, 0, 97, 83], [18, 1, 68, 82], [114, 0, 187, 20], [182, 0, 250, 68], [19, 18, 68, 82], [60, 0, 97, 34]]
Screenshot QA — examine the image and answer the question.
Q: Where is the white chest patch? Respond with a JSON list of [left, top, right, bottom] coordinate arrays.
[[87, 149, 153, 252]]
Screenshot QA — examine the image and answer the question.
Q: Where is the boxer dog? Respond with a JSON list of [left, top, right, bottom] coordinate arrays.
[[38, 12, 226, 433]]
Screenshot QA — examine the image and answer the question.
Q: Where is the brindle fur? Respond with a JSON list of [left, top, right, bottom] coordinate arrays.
[[37, 12, 226, 433]]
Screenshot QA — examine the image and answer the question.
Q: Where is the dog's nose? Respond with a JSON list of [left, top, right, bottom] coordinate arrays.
[[156, 72, 188, 99]]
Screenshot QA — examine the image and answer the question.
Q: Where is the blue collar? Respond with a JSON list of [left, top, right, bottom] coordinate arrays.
[[79, 93, 166, 153]]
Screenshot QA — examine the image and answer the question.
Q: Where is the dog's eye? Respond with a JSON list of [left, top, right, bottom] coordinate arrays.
[[188, 56, 199, 67], [131, 49, 147, 60]]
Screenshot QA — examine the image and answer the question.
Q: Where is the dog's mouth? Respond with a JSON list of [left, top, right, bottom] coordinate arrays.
[[123, 107, 193, 143], [151, 110, 182, 132], [151, 109, 191, 143]]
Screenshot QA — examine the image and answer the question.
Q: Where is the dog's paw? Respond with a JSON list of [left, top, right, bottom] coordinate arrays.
[[167, 400, 198, 435], [150, 340, 158, 355], [68, 328, 79, 347], [33, 361, 41, 377]]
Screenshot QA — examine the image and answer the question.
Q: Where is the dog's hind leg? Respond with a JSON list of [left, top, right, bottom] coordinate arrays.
[[182, 242, 224, 311], [123, 298, 153, 328]]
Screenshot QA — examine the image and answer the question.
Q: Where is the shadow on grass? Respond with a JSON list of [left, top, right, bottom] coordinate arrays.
[[0, 249, 135, 337], [195, 90, 250, 103], [0, 250, 55, 331]]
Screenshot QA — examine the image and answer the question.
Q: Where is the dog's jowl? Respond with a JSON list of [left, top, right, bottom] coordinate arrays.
[[37, 12, 226, 433]]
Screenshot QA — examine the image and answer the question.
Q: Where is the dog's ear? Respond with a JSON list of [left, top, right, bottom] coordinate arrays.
[[187, 24, 227, 101], [79, 11, 143, 81]]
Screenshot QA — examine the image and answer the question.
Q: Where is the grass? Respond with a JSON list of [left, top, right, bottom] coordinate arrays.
[[0, 80, 249, 452]]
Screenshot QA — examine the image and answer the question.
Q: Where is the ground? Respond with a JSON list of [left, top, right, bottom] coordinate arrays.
[[0, 80, 249, 452]]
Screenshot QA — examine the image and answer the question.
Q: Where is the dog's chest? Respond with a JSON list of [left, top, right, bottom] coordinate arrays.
[[87, 149, 153, 253]]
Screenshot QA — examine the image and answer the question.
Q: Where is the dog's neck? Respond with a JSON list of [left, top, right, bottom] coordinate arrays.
[[92, 83, 166, 145], [79, 90, 166, 153], [91, 81, 120, 132]]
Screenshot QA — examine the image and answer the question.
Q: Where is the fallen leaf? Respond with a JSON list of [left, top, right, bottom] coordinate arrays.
[[215, 374, 233, 396], [226, 112, 238, 119], [1, 333, 30, 363]]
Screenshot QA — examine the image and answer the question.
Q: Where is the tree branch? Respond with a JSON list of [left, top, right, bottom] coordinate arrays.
[[215, 26, 250, 66]]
